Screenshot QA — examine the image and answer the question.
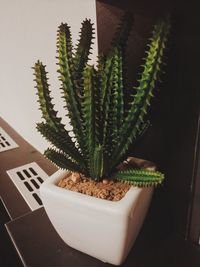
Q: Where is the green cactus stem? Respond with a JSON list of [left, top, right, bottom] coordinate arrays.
[[33, 14, 170, 186]]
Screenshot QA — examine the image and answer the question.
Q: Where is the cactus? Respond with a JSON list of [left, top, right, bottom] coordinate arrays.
[[33, 15, 170, 187]]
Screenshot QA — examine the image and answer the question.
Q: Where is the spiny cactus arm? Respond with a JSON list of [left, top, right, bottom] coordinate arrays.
[[110, 17, 170, 170], [101, 54, 113, 107], [57, 26, 86, 157], [44, 148, 86, 174], [97, 51, 122, 149], [100, 54, 115, 154], [90, 144, 104, 180], [36, 122, 86, 169], [74, 19, 94, 74], [57, 23, 74, 73], [111, 13, 133, 52], [117, 49, 124, 130], [109, 13, 133, 103], [136, 120, 150, 140], [33, 61, 63, 129], [73, 19, 95, 74], [101, 12, 133, 150], [33, 61, 82, 161], [104, 47, 122, 156], [65, 20, 95, 115], [118, 121, 151, 165], [81, 65, 96, 172], [94, 55, 104, 144], [112, 168, 164, 187], [57, 23, 81, 115]]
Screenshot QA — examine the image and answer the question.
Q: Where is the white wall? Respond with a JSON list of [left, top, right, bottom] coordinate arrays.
[[0, 0, 97, 153]]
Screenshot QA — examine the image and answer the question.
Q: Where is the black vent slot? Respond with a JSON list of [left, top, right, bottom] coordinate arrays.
[[32, 193, 42, 206], [16, 172, 25, 181], [24, 182, 33, 192], [23, 169, 31, 178], [29, 167, 38, 176], [30, 179, 39, 189], [37, 177, 44, 184]]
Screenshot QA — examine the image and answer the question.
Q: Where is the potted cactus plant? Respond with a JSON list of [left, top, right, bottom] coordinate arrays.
[[33, 14, 170, 265]]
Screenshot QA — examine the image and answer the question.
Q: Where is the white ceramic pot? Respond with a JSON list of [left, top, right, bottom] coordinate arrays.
[[40, 165, 154, 265]]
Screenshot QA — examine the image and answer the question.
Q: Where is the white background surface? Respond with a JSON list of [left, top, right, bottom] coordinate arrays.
[[0, 0, 97, 153]]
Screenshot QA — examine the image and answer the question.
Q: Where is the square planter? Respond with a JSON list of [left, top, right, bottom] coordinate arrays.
[[40, 164, 154, 265]]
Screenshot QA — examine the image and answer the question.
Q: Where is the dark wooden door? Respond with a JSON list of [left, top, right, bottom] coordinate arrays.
[[96, 0, 200, 243]]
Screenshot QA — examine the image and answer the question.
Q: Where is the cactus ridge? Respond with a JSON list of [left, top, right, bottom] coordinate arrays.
[[113, 168, 164, 187]]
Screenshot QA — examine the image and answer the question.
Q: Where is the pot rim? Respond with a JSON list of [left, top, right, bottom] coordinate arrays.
[[40, 169, 153, 217]]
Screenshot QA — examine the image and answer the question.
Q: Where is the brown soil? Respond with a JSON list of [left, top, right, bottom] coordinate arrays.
[[57, 172, 131, 201]]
